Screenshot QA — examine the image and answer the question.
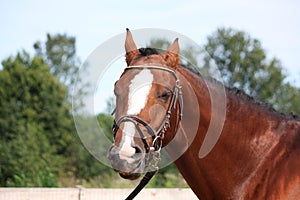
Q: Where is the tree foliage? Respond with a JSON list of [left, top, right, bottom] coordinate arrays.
[[0, 35, 117, 187], [33, 33, 87, 111], [0, 52, 70, 186], [204, 28, 300, 114], [34, 33, 79, 87], [0, 35, 98, 187]]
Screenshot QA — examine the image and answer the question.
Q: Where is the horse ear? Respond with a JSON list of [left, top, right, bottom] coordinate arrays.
[[163, 38, 180, 69], [125, 28, 138, 65], [167, 38, 179, 55]]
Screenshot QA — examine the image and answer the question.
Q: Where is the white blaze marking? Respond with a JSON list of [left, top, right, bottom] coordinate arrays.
[[119, 122, 136, 163], [119, 69, 153, 163], [127, 69, 153, 115]]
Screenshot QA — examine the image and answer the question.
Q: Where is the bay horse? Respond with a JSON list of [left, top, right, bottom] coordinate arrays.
[[107, 29, 300, 199]]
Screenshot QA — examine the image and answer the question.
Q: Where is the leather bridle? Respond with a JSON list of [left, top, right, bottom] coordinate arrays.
[[111, 65, 184, 200], [112, 65, 183, 153]]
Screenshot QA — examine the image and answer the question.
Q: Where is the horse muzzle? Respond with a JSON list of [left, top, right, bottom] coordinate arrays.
[[107, 145, 146, 180]]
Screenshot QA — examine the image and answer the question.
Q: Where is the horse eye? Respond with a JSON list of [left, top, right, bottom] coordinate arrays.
[[159, 92, 171, 100]]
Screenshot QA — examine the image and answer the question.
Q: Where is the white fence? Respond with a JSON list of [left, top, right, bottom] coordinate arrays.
[[0, 188, 198, 200]]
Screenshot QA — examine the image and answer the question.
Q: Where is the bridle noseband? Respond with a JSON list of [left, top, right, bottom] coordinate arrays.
[[112, 65, 183, 153], [112, 65, 184, 200]]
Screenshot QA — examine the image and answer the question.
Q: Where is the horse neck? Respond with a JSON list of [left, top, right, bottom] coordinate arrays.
[[174, 67, 282, 199]]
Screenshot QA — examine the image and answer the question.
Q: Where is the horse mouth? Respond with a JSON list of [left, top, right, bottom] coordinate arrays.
[[115, 160, 145, 180], [108, 147, 146, 180], [119, 171, 142, 180]]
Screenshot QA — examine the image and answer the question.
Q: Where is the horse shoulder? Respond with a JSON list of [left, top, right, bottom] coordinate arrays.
[[242, 120, 300, 199]]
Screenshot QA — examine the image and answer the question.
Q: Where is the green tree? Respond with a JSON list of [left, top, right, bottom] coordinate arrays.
[[34, 33, 79, 87], [68, 114, 115, 181], [97, 113, 114, 142], [204, 27, 300, 114], [0, 51, 72, 186], [4, 123, 58, 187], [33, 33, 115, 186], [0, 36, 115, 187], [33, 33, 87, 111]]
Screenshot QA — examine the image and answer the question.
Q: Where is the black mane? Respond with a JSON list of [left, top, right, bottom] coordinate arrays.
[[227, 87, 300, 120], [185, 64, 299, 120], [187, 66, 299, 120]]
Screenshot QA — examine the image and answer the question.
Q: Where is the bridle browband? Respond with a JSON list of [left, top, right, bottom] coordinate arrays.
[[112, 65, 183, 200]]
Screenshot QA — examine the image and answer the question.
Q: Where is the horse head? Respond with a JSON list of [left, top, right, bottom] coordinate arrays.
[[107, 29, 183, 180]]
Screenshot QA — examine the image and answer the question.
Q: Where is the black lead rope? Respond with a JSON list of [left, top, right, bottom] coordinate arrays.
[[125, 170, 157, 200]]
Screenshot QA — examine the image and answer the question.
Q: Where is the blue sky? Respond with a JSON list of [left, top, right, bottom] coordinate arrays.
[[1, 0, 299, 87], [1, 1, 299, 76]]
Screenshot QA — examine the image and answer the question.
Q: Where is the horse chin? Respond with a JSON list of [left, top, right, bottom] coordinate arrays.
[[119, 172, 142, 180], [117, 160, 146, 180]]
